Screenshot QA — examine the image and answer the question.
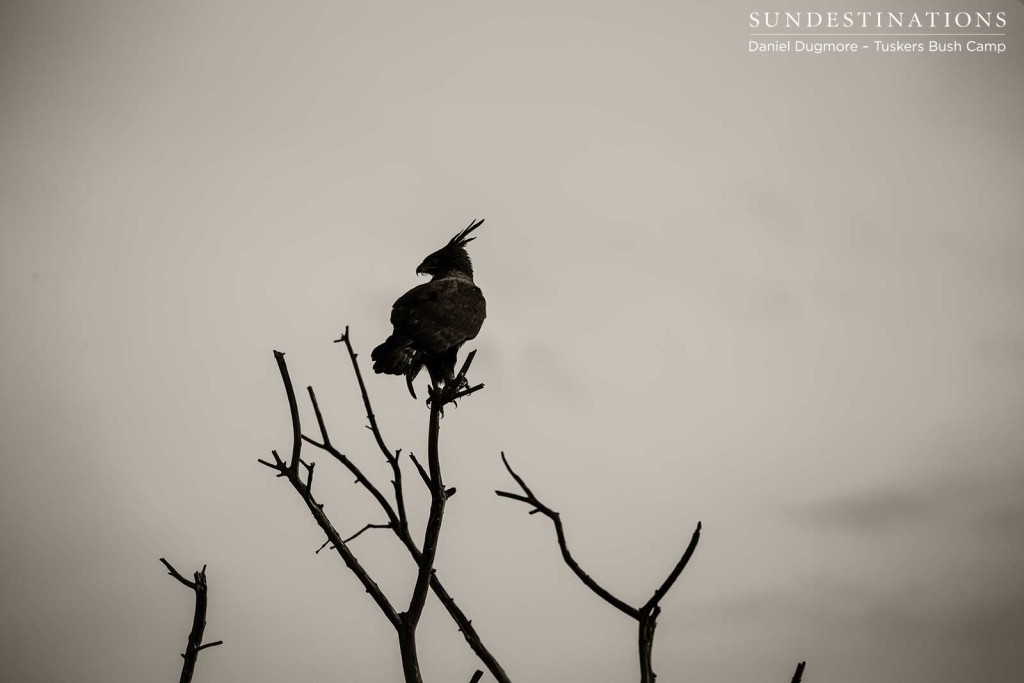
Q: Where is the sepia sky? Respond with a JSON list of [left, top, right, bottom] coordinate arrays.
[[2, 1, 1023, 682]]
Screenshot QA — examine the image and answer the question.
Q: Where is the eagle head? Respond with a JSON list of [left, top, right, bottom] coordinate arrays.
[[415, 218, 484, 279]]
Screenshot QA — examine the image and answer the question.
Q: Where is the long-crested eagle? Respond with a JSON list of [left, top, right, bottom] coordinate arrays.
[[371, 219, 486, 398]]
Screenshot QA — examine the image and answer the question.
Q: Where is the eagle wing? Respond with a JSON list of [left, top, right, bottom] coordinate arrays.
[[391, 278, 486, 354]]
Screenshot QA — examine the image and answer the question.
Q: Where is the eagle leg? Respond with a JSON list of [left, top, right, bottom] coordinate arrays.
[[424, 381, 448, 417]]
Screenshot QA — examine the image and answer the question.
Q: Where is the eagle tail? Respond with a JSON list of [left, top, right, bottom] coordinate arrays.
[[371, 335, 414, 375], [371, 334, 423, 398]]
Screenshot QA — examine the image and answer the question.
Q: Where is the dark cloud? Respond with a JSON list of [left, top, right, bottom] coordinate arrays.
[[801, 489, 929, 532], [806, 580, 1024, 683], [974, 335, 1024, 367], [980, 504, 1024, 539]]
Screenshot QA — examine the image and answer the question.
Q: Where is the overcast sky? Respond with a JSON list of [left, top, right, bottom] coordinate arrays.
[[2, 2, 1023, 682]]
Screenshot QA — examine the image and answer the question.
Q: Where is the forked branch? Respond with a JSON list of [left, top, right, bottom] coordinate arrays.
[[496, 451, 700, 683], [159, 558, 223, 683], [332, 330, 509, 683], [496, 452, 806, 682], [263, 339, 509, 683]]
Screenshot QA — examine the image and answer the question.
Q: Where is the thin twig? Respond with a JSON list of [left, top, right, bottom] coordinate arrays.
[[300, 395, 400, 531], [643, 522, 702, 612], [791, 661, 807, 683], [303, 460, 316, 493], [262, 448, 401, 629], [337, 326, 408, 529], [343, 523, 392, 544], [301, 437, 400, 528], [273, 351, 302, 471], [469, 671, 484, 683], [160, 557, 196, 589], [306, 385, 332, 448], [450, 383, 485, 402], [409, 452, 431, 489]]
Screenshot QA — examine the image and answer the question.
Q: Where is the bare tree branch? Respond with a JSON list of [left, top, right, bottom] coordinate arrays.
[[260, 447, 401, 629], [643, 523, 702, 613], [306, 384, 332, 447], [196, 640, 224, 652], [337, 326, 408, 530], [160, 557, 196, 589], [343, 522, 392, 544], [273, 351, 302, 470], [405, 392, 446, 628], [409, 452, 431, 489], [265, 354, 401, 630], [407, 347, 486, 631], [265, 344, 510, 683], [301, 412, 400, 530], [265, 335, 800, 682], [496, 452, 640, 620], [160, 558, 222, 683], [333, 333, 510, 683], [449, 383, 486, 402], [497, 451, 704, 683]]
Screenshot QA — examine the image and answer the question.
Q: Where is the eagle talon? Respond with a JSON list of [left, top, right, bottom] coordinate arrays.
[[425, 396, 446, 417], [425, 384, 442, 412], [425, 380, 470, 414]]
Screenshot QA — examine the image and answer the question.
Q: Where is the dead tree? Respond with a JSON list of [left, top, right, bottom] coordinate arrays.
[[497, 453, 804, 683], [260, 328, 503, 683], [159, 558, 223, 683], [261, 328, 804, 681]]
